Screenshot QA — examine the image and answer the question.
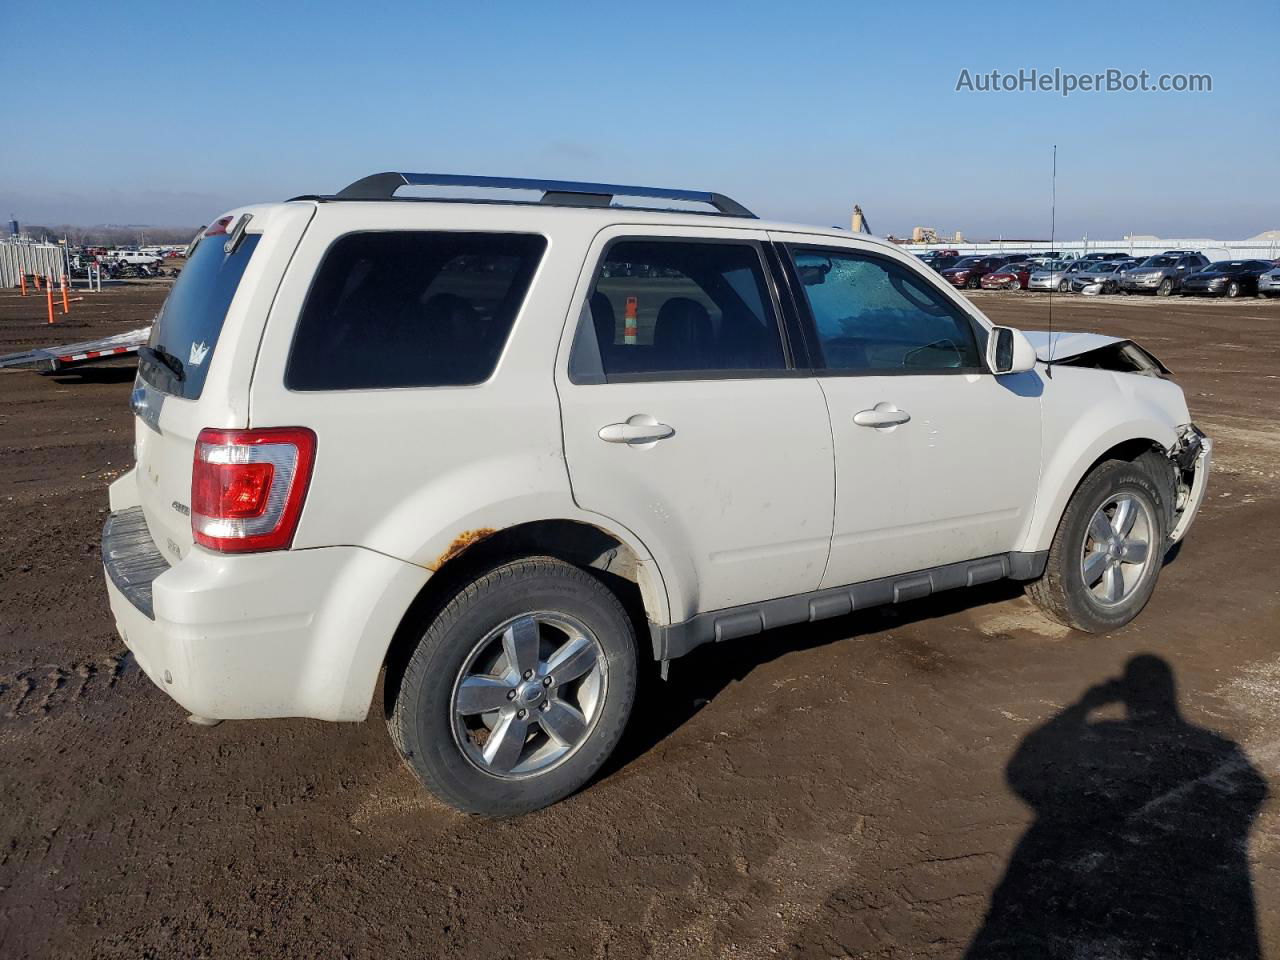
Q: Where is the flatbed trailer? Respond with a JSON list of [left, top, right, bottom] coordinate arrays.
[[0, 327, 151, 373]]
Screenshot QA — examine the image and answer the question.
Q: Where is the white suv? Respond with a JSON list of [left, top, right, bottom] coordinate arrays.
[[102, 173, 1212, 815]]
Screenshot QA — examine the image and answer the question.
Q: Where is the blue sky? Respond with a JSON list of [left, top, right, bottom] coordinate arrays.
[[5, 0, 1277, 239]]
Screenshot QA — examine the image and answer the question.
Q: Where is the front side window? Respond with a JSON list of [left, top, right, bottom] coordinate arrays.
[[789, 247, 982, 373], [569, 239, 786, 382], [286, 231, 546, 390]]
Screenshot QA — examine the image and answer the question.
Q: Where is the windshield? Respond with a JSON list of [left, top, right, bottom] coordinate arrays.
[[951, 257, 984, 269], [141, 226, 260, 400], [1208, 261, 1244, 272], [1141, 256, 1177, 267]]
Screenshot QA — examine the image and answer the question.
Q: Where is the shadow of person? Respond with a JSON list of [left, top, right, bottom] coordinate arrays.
[[967, 654, 1267, 959]]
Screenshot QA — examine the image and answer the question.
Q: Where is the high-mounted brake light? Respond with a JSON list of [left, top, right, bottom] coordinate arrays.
[[191, 427, 316, 552], [203, 216, 234, 237]]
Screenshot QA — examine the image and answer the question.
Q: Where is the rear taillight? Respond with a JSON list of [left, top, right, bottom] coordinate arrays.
[[191, 427, 316, 553]]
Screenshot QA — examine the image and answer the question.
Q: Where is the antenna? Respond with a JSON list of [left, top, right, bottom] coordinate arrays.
[[1046, 144, 1057, 376]]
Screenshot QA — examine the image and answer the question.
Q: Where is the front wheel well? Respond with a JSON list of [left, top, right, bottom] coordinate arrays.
[[1056, 437, 1178, 545], [1083, 438, 1166, 475]]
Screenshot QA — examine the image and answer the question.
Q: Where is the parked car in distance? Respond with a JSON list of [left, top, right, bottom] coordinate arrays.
[[1118, 253, 1210, 296], [1257, 266, 1280, 298], [100, 172, 1213, 816], [927, 255, 964, 273], [1070, 260, 1134, 293], [980, 263, 1031, 290], [1077, 252, 1134, 263], [1180, 260, 1276, 298], [1028, 259, 1091, 292], [941, 255, 1009, 289]]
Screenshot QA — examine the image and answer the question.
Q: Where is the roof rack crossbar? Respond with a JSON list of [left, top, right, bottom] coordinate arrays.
[[333, 172, 756, 218]]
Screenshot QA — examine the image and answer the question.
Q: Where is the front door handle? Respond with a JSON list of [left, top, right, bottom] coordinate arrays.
[[599, 414, 675, 445], [853, 406, 911, 428]]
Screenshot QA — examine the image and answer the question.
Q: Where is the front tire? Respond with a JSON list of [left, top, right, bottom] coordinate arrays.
[[1057, 279, 1070, 293], [1026, 458, 1170, 633], [1157, 278, 1173, 296], [1226, 280, 1241, 298], [387, 557, 638, 816]]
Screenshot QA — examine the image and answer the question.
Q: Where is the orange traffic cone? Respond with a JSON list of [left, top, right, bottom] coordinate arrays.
[[624, 296, 638, 345]]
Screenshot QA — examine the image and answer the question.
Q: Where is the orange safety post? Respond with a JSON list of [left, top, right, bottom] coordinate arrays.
[[34, 272, 42, 292], [60, 273, 70, 314], [624, 296, 639, 345], [19, 271, 27, 296], [46, 276, 55, 324]]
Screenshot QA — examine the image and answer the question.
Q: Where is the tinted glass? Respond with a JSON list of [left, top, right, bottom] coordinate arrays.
[[791, 248, 982, 373], [286, 231, 546, 390], [570, 240, 785, 381], [142, 230, 260, 400]]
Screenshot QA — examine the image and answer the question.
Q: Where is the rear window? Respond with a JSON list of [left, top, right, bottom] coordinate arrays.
[[141, 227, 260, 400], [285, 231, 546, 391]]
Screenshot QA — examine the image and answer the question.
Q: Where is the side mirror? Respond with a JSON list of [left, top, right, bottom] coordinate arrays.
[[987, 325, 1038, 375]]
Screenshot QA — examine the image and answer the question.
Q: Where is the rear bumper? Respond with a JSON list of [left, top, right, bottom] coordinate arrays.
[[102, 506, 430, 721]]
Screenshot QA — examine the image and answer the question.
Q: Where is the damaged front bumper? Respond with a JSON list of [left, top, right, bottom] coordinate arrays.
[[1168, 424, 1212, 543]]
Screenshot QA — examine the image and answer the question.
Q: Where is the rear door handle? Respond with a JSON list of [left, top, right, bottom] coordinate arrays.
[[853, 406, 911, 428], [599, 414, 675, 445]]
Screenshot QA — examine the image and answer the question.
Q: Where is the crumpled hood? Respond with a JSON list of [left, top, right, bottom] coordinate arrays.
[[1020, 330, 1172, 376], [1021, 331, 1125, 362]]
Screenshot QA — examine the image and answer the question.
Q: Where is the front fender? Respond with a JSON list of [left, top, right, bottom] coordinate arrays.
[[1023, 367, 1187, 552]]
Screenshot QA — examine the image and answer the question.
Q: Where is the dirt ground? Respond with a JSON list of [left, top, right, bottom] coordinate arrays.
[[2, 283, 1279, 959]]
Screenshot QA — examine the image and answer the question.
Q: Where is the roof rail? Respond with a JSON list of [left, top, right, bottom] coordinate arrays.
[[329, 172, 756, 218]]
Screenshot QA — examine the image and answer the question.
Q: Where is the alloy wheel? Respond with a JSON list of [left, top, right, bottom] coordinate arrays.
[[1080, 494, 1155, 607], [450, 612, 609, 779]]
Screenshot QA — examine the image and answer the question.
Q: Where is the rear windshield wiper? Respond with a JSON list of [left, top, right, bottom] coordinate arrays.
[[139, 345, 185, 381]]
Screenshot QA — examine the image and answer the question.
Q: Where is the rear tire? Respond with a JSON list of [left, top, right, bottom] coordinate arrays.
[[387, 557, 638, 816], [1026, 458, 1170, 633]]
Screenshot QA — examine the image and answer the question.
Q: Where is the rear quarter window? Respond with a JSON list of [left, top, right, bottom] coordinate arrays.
[[285, 231, 546, 390]]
